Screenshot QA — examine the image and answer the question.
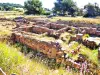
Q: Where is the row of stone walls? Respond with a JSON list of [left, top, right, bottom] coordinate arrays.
[[35, 20, 100, 36], [81, 27, 100, 36]]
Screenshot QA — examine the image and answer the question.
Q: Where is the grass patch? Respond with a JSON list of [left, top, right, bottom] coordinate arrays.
[[67, 41, 98, 65], [0, 42, 79, 75]]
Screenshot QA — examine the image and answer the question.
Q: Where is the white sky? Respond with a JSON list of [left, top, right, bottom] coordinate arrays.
[[0, 0, 100, 9]]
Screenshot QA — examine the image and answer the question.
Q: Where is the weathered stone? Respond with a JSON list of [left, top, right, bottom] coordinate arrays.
[[76, 34, 83, 41], [83, 39, 97, 49], [96, 31, 100, 36]]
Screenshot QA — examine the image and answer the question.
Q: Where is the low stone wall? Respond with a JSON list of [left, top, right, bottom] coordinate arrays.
[[82, 39, 98, 49], [11, 32, 82, 69], [57, 27, 70, 34], [46, 23, 66, 30], [32, 26, 56, 34], [83, 27, 100, 36], [12, 32, 62, 58]]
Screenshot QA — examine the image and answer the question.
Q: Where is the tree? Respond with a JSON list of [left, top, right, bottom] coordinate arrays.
[[3, 6, 13, 11], [84, 3, 96, 17], [83, 3, 100, 17], [77, 8, 84, 16], [42, 8, 51, 15], [54, 0, 63, 14], [54, 0, 77, 16], [24, 0, 43, 15], [0, 6, 2, 10]]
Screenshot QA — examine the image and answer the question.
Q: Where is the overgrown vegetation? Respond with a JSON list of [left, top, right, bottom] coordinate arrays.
[[0, 42, 80, 75]]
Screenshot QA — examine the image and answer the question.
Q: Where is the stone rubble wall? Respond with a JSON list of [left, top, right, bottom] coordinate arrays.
[[69, 34, 98, 49], [82, 39, 98, 49], [32, 26, 56, 34], [11, 32, 82, 69], [83, 28, 100, 36], [12, 32, 62, 58]]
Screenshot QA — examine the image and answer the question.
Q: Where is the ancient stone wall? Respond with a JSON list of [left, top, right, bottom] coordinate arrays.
[[82, 39, 98, 49], [32, 26, 56, 34], [11, 32, 82, 69], [69, 34, 98, 49], [12, 32, 63, 58]]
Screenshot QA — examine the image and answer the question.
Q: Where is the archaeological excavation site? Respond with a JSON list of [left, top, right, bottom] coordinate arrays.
[[1, 0, 100, 75], [7, 17, 99, 74]]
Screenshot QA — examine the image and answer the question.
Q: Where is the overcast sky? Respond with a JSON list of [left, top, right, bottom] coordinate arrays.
[[0, 0, 100, 9]]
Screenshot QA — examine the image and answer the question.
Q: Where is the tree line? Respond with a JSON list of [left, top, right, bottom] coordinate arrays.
[[24, 0, 100, 17], [0, 3, 23, 11], [0, 0, 100, 17]]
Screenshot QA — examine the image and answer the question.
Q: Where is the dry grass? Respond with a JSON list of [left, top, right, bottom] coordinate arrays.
[[0, 21, 16, 36], [50, 16, 100, 24]]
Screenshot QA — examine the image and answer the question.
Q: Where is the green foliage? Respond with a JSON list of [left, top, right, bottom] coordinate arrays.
[[42, 8, 51, 15], [43, 12, 51, 15], [24, 0, 43, 15], [54, 0, 78, 16], [83, 34, 90, 39], [84, 3, 100, 17], [77, 8, 84, 16], [0, 42, 25, 74], [0, 42, 79, 75]]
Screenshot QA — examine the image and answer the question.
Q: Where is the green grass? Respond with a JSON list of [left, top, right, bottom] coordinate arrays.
[[59, 32, 98, 65], [67, 41, 98, 65], [0, 42, 79, 75]]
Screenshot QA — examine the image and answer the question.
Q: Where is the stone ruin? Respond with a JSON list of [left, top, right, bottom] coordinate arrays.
[[12, 31, 83, 70], [11, 18, 99, 73], [69, 34, 100, 49]]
